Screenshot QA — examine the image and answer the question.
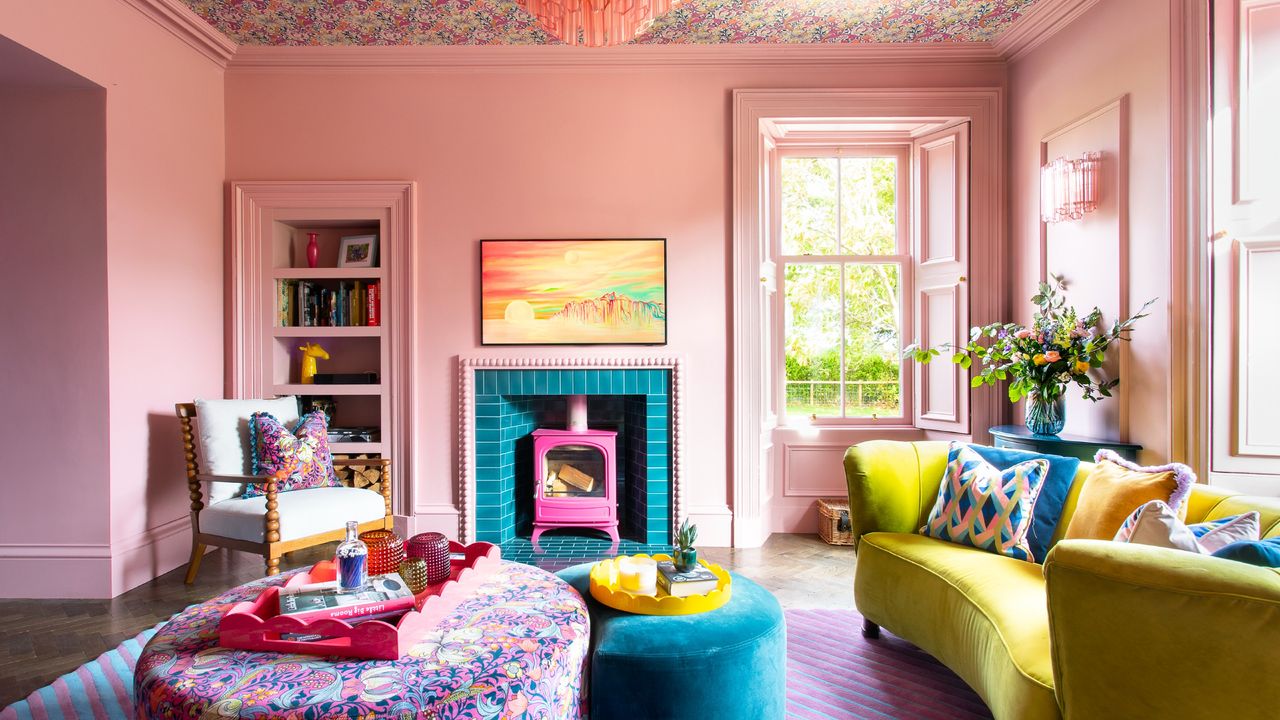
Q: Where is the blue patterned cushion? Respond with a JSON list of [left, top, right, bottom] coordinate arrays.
[[969, 444, 1080, 562], [921, 442, 1050, 562]]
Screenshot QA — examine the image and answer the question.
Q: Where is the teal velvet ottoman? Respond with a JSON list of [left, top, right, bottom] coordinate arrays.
[[558, 563, 786, 720]]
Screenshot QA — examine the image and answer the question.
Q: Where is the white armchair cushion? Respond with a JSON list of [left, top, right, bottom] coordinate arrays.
[[194, 396, 299, 503], [200, 486, 386, 543]]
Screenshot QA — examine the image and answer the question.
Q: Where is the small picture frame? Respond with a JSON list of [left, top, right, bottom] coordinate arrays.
[[337, 234, 378, 268]]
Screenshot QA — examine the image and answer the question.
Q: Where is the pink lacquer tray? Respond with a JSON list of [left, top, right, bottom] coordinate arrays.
[[217, 541, 500, 660]]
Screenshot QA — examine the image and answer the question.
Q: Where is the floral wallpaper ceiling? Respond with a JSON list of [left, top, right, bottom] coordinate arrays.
[[182, 0, 1040, 46]]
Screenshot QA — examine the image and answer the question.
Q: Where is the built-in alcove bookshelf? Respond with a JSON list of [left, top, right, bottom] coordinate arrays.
[[229, 182, 415, 511]]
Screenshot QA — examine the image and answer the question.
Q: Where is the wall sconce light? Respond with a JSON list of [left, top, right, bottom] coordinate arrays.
[[1041, 152, 1100, 223]]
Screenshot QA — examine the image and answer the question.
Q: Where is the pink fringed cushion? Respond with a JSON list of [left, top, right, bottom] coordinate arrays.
[[245, 411, 341, 498]]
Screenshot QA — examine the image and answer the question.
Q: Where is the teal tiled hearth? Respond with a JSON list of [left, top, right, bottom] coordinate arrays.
[[473, 368, 671, 545]]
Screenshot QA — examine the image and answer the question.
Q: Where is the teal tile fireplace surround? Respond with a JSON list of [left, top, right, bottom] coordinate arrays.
[[472, 368, 671, 545]]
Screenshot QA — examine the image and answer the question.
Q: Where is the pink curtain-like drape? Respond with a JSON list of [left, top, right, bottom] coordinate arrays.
[[516, 0, 682, 46]]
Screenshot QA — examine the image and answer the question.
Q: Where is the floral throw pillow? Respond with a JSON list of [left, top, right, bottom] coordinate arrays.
[[245, 411, 340, 498], [921, 442, 1050, 562]]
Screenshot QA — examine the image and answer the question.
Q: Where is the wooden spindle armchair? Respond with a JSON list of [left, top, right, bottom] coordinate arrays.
[[176, 401, 393, 583]]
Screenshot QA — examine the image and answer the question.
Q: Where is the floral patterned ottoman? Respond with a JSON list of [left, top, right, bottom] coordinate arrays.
[[134, 561, 590, 719]]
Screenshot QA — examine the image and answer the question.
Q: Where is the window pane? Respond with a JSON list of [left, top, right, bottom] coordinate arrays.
[[840, 157, 897, 255], [781, 157, 838, 255], [784, 263, 841, 418], [844, 263, 901, 417]]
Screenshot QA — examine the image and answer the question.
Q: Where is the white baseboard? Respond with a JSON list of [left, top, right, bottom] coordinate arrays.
[[406, 505, 461, 538], [687, 504, 734, 547]]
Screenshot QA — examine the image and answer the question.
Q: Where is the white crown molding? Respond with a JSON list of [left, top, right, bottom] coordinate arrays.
[[993, 0, 1103, 61], [227, 41, 1003, 73], [118, 0, 237, 68]]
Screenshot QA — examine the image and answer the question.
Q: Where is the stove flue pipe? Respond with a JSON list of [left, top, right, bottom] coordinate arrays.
[[567, 394, 588, 432]]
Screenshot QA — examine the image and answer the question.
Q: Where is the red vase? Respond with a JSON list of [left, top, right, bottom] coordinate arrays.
[[306, 232, 319, 268], [407, 532, 452, 585]]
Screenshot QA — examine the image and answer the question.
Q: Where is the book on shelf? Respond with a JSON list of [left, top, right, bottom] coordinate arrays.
[[366, 281, 380, 326], [277, 279, 377, 328], [655, 561, 718, 598], [277, 573, 415, 623]]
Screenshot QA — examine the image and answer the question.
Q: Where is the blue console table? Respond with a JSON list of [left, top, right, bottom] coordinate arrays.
[[989, 425, 1141, 462]]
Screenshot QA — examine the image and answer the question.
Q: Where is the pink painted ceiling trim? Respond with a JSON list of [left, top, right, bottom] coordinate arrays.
[[226, 40, 1005, 72], [120, 0, 237, 66], [993, 0, 1102, 60]]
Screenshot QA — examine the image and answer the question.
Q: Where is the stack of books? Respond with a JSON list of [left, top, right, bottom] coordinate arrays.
[[656, 561, 718, 598], [277, 573, 415, 625]]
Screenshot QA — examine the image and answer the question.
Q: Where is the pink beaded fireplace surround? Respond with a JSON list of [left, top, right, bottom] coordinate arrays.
[[456, 357, 685, 544]]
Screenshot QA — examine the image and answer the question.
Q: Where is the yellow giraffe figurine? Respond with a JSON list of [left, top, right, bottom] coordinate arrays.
[[298, 342, 330, 384]]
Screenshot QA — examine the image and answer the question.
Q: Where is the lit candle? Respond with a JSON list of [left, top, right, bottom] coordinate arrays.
[[616, 556, 657, 595]]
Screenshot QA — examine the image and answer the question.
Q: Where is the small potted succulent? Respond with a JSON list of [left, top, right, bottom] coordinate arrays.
[[673, 518, 699, 572]]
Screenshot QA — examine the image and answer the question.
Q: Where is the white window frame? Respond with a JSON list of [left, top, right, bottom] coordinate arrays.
[[772, 144, 913, 426]]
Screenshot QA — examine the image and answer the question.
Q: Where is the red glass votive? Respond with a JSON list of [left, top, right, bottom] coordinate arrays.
[[407, 532, 451, 585], [358, 529, 405, 576]]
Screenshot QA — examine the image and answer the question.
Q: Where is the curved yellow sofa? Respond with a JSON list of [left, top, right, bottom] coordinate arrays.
[[844, 440, 1280, 720]]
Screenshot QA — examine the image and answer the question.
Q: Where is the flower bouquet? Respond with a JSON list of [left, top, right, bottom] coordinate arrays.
[[905, 276, 1155, 435]]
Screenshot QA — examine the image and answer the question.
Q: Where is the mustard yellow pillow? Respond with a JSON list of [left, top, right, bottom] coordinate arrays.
[[1063, 450, 1196, 541]]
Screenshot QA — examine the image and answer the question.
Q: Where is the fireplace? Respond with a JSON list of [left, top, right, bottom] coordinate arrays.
[[458, 357, 686, 546]]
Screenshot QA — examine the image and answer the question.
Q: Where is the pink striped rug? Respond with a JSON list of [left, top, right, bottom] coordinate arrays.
[[786, 609, 992, 720], [3, 610, 991, 719]]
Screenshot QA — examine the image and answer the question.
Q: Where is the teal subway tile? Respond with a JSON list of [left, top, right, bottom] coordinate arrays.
[[548, 371, 561, 394], [586, 373, 599, 394], [648, 467, 669, 482], [572, 370, 587, 393], [476, 415, 501, 430], [476, 441, 501, 457], [476, 428, 501, 443], [647, 428, 669, 443], [646, 415, 667, 431], [476, 466, 501, 482], [532, 373, 547, 394], [475, 479, 502, 496]]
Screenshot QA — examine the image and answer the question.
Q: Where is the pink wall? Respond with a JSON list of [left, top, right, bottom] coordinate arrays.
[[225, 61, 1005, 538], [0, 0, 226, 597], [1009, 0, 1173, 463], [0, 75, 110, 594]]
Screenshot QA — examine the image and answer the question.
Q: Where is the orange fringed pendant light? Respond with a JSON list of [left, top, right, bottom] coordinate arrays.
[[516, 0, 682, 46]]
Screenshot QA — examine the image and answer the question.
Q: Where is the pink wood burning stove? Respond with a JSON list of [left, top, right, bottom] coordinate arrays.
[[531, 395, 618, 546]]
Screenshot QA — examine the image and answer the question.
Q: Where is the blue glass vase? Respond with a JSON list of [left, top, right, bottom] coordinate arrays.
[[1025, 393, 1066, 436]]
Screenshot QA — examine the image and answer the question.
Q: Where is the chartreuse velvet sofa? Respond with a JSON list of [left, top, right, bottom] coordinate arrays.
[[844, 440, 1280, 720]]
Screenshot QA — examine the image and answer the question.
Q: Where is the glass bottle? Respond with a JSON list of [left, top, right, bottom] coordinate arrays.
[[335, 521, 369, 592]]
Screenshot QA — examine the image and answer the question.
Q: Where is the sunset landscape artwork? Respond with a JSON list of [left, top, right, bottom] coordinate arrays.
[[481, 239, 667, 345]]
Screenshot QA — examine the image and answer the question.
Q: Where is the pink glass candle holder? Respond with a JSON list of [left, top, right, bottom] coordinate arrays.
[[407, 532, 452, 585], [358, 529, 405, 576]]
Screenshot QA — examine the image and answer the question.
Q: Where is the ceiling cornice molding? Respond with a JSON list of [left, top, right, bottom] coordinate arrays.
[[993, 0, 1102, 61], [118, 0, 237, 68], [226, 42, 1004, 73]]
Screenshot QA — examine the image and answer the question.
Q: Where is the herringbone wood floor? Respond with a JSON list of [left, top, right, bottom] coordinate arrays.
[[0, 533, 854, 707]]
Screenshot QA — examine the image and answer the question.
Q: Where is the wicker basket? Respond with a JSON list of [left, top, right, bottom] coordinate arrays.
[[817, 498, 855, 546]]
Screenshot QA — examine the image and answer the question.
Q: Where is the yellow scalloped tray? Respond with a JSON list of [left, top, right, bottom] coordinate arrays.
[[589, 554, 732, 615]]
